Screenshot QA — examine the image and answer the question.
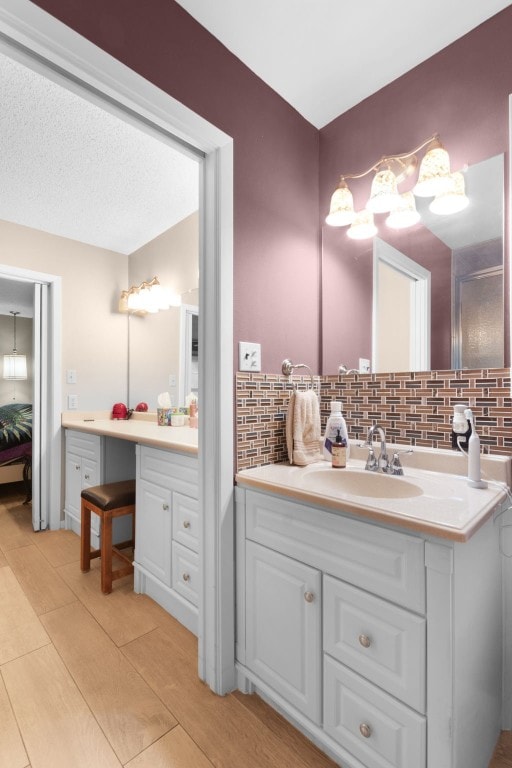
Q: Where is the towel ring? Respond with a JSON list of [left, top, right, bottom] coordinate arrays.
[[282, 359, 315, 390]]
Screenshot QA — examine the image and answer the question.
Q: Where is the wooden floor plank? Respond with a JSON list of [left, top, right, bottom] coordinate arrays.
[[0, 567, 50, 664], [0, 675, 29, 768], [0, 509, 33, 554], [31, 529, 81, 568], [124, 725, 214, 768], [123, 627, 335, 768], [2, 644, 121, 768], [57, 560, 161, 646], [41, 601, 177, 764], [5, 545, 76, 615]]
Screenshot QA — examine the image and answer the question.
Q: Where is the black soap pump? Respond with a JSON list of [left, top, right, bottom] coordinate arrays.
[[331, 428, 346, 468]]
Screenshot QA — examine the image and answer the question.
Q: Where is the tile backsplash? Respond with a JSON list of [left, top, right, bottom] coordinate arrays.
[[235, 368, 512, 471]]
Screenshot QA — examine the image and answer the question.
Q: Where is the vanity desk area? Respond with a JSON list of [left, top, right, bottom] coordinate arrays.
[[235, 447, 512, 768], [62, 412, 199, 635]]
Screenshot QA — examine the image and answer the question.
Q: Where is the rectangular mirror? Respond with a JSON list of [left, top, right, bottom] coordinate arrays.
[[322, 153, 505, 374]]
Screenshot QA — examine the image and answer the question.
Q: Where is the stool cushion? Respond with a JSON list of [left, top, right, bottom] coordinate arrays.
[[81, 479, 135, 511]]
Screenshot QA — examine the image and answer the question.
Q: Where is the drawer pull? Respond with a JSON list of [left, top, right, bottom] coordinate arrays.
[[183, 520, 191, 529], [304, 591, 315, 603], [358, 634, 371, 648], [182, 572, 190, 582], [163, 504, 169, 511], [359, 723, 372, 739]]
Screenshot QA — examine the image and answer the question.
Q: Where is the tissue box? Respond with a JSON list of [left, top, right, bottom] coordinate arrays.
[[157, 408, 172, 426]]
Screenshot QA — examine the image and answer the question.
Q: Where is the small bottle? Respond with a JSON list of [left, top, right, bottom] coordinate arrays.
[[331, 429, 346, 468], [323, 401, 350, 461], [451, 404, 471, 451]]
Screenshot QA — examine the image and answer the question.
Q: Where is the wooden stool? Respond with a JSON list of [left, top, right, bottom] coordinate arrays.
[[80, 479, 136, 594]]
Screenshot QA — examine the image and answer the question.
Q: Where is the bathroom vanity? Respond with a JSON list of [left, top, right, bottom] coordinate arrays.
[[62, 413, 199, 634], [235, 456, 510, 768]]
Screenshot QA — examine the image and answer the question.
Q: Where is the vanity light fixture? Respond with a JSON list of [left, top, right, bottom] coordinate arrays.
[[326, 133, 469, 239], [119, 276, 181, 316], [3, 311, 27, 380]]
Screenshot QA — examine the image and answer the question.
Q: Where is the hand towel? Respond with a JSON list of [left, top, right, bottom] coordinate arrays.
[[286, 389, 324, 466]]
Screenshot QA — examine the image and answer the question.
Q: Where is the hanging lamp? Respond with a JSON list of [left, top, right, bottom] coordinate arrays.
[[3, 311, 27, 380]]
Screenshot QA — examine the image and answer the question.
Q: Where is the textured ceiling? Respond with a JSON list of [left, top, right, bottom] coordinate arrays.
[[0, 51, 199, 257], [175, 0, 512, 128]]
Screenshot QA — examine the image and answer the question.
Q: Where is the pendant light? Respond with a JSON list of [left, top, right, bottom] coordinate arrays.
[[3, 311, 27, 380]]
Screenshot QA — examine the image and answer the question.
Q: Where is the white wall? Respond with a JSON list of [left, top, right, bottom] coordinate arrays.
[[0, 219, 128, 410], [128, 212, 199, 409]]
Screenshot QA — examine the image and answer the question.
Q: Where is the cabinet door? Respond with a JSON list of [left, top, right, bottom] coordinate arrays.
[[65, 451, 82, 517], [135, 479, 172, 586], [245, 540, 322, 724]]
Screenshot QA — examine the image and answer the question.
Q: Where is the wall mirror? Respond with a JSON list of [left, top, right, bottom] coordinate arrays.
[[321, 153, 505, 374]]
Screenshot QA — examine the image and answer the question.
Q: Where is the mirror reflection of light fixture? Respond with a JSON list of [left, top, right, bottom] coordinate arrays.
[[347, 210, 378, 240], [326, 133, 469, 239], [119, 276, 182, 316], [3, 311, 27, 380]]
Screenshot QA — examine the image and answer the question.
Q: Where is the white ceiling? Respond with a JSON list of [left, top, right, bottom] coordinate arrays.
[[175, 0, 512, 128]]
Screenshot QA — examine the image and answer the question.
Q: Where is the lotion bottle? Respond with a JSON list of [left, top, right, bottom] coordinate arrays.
[[331, 429, 347, 468], [323, 401, 349, 461]]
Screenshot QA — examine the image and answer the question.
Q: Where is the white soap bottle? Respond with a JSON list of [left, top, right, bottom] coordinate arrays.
[[323, 401, 350, 461]]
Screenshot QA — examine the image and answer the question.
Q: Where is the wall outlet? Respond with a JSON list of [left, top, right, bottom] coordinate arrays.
[[67, 394, 78, 410], [168, 374, 176, 387], [239, 341, 261, 372], [359, 358, 371, 374], [66, 369, 77, 384]]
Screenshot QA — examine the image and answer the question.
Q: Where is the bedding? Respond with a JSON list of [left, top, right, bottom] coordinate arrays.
[[0, 403, 32, 502]]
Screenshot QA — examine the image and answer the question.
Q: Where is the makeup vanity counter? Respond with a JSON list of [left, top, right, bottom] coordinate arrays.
[[62, 411, 199, 635], [235, 450, 511, 768]]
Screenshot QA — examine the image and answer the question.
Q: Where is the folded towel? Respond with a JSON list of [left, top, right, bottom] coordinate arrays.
[[286, 389, 324, 466]]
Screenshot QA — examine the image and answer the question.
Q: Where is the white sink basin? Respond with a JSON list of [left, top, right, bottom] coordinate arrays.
[[299, 468, 423, 499]]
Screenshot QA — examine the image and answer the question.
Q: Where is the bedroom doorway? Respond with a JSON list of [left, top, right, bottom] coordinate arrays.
[[0, 267, 61, 533]]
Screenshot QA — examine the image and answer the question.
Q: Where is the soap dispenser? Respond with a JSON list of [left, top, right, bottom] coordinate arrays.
[[331, 429, 347, 468], [451, 404, 471, 450]]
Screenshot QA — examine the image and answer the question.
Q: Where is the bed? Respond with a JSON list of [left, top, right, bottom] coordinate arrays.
[[0, 403, 32, 503]]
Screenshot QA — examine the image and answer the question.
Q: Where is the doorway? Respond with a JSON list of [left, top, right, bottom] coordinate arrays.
[[0, 0, 234, 697]]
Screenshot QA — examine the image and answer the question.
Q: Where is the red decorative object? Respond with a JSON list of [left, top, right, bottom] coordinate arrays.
[[112, 403, 128, 419], [135, 402, 149, 412]]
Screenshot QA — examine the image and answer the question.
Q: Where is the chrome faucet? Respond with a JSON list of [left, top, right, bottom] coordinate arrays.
[[365, 424, 390, 473]]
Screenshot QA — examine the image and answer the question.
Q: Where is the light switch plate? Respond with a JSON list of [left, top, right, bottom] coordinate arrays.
[[67, 394, 78, 410], [239, 341, 261, 372], [66, 369, 77, 384]]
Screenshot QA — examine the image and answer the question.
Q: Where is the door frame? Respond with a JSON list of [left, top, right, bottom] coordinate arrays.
[[0, 0, 235, 695], [0, 265, 61, 532]]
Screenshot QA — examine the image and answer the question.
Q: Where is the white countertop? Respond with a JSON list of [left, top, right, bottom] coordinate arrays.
[[62, 411, 198, 455], [236, 457, 510, 542]]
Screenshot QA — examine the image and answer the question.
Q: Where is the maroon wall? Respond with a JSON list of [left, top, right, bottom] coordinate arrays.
[[320, 7, 512, 372], [31, 0, 321, 374]]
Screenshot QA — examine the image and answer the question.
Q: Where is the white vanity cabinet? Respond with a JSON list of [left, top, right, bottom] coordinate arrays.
[[235, 485, 503, 768], [134, 444, 199, 635], [64, 429, 136, 547]]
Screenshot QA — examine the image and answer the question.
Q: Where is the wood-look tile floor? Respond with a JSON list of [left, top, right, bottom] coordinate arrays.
[[0, 482, 509, 768]]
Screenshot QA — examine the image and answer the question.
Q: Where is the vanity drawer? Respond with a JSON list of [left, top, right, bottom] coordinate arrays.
[[66, 430, 101, 461], [172, 493, 199, 553], [171, 541, 199, 606], [324, 656, 426, 768], [323, 576, 425, 712], [244, 490, 425, 613], [138, 445, 198, 498]]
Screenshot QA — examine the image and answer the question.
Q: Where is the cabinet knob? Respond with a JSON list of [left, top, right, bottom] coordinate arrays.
[[304, 591, 315, 603], [359, 723, 372, 739], [182, 572, 190, 582], [84, 474, 90, 481], [183, 520, 191, 529], [358, 634, 371, 649], [75, 465, 80, 471], [163, 504, 169, 511]]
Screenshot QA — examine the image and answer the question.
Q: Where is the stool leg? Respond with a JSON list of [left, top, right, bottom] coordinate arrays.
[[101, 510, 113, 594], [80, 500, 91, 572]]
